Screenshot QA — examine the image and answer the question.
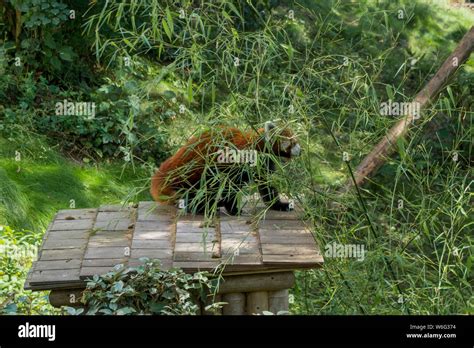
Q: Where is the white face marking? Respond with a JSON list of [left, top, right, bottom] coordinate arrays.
[[280, 141, 291, 152], [291, 143, 301, 156]]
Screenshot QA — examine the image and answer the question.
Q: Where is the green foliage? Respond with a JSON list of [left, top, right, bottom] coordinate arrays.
[[78, 259, 220, 315], [0, 0, 473, 316], [1, 0, 172, 161], [16, 0, 68, 28], [0, 225, 58, 314], [0, 136, 153, 231], [2, 0, 82, 74]]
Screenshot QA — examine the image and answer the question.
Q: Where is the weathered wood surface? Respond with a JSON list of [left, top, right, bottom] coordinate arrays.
[[222, 293, 246, 315], [25, 200, 323, 291], [269, 289, 289, 313], [217, 272, 295, 294], [246, 291, 269, 314], [49, 288, 85, 307]]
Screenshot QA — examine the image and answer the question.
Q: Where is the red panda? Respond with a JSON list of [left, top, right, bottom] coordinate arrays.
[[150, 122, 301, 214]]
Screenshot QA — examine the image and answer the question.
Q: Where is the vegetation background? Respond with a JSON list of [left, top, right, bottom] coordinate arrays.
[[0, 0, 472, 314]]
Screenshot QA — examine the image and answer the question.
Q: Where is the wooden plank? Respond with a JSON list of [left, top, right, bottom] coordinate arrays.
[[220, 254, 262, 265], [26, 200, 325, 291], [138, 201, 175, 212], [84, 247, 130, 259], [220, 222, 254, 235], [172, 261, 219, 270], [80, 267, 116, 278], [174, 213, 219, 264], [47, 230, 91, 239], [134, 220, 173, 231], [173, 251, 216, 261], [130, 249, 173, 259], [175, 214, 212, 222], [55, 209, 97, 220], [176, 220, 216, 233], [258, 219, 311, 230], [133, 230, 171, 240], [260, 210, 300, 220], [42, 238, 87, 250], [174, 242, 217, 253], [98, 204, 131, 212], [175, 232, 217, 243], [34, 260, 82, 270], [218, 272, 294, 294], [96, 211, 131, 221], [131, 239, 172, 249], [261, 254, 323, 264], [259, 235, 315, 244], [50, 219, 94, 231], [88, 237, 129, 248], [219, 216, 261, 266], [29, 269, 80, 284], [94, 219, 132, 231], [221, 242, 259, 255], [258, 228, 313, 237], [137, 202, 175, 221], [127, 258, 173, 269], [89, 230, 131, 238], [39, 249, 85, 261], [261, 244, 320, 255], [26, 282, 85, 291], [82, 259, 127, 267]]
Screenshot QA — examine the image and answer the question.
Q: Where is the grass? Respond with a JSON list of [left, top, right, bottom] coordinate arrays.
[[0, 136, 151, 231], [0, 0, 472, 315]]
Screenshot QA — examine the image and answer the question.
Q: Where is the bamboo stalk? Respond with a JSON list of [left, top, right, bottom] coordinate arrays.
[[340, 26, 474, 193]]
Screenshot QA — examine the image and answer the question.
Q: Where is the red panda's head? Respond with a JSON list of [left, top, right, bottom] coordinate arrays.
[[261, 121, 301, 159]]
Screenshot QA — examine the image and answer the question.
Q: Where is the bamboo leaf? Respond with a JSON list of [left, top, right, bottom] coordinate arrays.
[[166, 7, 174, 38], [162, 18, 172, 41], [187, 76, 193, 103], [226, 2, 243, 22]]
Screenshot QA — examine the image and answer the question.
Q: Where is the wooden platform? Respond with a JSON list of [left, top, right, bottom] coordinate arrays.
[[24, 201, 323, 291]]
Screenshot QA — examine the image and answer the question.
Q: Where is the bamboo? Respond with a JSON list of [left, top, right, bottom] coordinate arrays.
[[340, 26, 474, 193]]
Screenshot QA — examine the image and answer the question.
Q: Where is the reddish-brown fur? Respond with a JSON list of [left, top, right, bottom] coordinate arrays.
[[150, 126, 295, 204]]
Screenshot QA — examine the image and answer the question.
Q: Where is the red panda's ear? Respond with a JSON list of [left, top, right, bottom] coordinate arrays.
[[264, 121, 276, 141]]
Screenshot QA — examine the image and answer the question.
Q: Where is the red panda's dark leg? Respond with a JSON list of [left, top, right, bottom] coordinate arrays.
[[256, 158, 290, 211], [223, 197, 240, 215], [257, 183, 291, 211]]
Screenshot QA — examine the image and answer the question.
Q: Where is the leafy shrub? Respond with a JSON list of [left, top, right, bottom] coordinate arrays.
[[78, 259, 221, 315], [0, 225, 58, 314], [0, 63, 171, 162]]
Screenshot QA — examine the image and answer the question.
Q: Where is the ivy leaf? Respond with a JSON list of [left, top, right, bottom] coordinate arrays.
[[116, 307, 136, 315], [111, 280, 124, 292], [50, 56, 62, 70], [59, 47, 74, 61], [4, 303, 17, 314], [44, 34, 56, 49], [149, 302, 165, 313]]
